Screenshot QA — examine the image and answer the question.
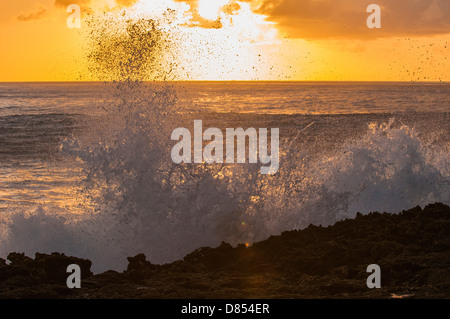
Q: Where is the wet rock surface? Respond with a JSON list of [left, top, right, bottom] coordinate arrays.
[[1, 203, 449, 299]]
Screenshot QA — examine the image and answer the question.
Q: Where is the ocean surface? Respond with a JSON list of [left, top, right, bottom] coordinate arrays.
[[0, 81, 448, 272]]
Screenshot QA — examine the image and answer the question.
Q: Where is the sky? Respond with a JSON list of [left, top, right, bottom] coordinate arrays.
[[0, 0, 449, 81]]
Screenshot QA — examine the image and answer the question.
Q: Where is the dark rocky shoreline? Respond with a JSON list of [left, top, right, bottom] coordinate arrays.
[[1, 203, 449, 299]]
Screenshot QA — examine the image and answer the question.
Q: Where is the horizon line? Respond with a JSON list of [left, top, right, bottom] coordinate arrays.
[[0, 80, 448, 84]]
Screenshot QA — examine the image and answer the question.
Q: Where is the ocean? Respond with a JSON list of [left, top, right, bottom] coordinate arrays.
[[0, 81, 448, 272]]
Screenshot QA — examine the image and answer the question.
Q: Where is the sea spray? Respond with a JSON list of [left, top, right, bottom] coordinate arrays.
[[0, 12, 448, 273], [1, 116, 448, 273]]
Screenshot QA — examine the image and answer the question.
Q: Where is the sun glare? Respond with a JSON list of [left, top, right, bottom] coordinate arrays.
[[85, 0, 287, 80], [198, 0, 229, 21]]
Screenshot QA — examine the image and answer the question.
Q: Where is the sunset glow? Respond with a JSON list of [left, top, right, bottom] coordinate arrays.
[[0, 0, 449, 302], [1, 0, 449, 81], [197, 0, 228, 20]]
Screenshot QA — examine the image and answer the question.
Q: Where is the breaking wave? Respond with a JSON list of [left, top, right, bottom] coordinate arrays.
[[1, 94, 448, 272], [0, 13, 448, 273]]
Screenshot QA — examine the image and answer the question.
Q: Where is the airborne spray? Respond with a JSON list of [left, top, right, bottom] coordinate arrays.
[[0, 8, 448, 274]]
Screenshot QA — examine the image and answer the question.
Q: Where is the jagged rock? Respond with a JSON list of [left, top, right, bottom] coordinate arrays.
[[0, 203, 449, 298], [183, 242, 236, 270], [34, 252, 93, 284], [125, 254, 158, 283], [0, 252, 93, 294]]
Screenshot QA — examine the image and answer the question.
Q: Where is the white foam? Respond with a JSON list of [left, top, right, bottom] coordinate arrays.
[[1, 88, 448, 273]]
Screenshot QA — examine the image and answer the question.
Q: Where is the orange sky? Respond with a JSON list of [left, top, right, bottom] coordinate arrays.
[[1, 0, 449, 81]]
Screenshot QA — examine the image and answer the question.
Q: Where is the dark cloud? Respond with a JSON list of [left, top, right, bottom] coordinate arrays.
[[54, 0, 450, 38], [250, 0, 450, 39], [17, 6, 46, 21]]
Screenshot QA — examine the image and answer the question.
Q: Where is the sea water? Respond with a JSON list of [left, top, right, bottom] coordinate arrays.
[[0, 81, 448, 272]]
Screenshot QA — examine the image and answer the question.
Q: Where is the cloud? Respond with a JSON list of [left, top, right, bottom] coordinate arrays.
[[17, 6, 47, 21], [52, 0, 450, 38], [115, 0, 140, 7], [171, 0, 235, 29], [53, 0, 143, 13], [54, 0, 92, 11], [250, 0, 450, 39]]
